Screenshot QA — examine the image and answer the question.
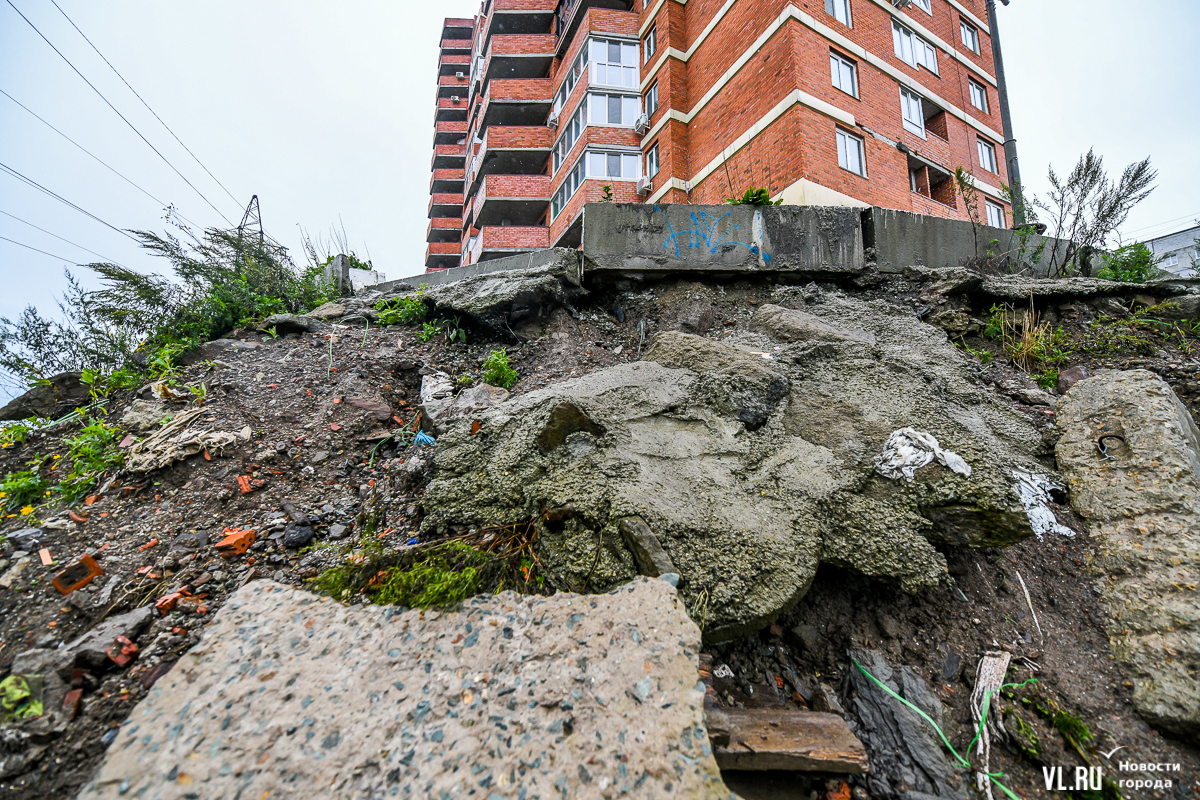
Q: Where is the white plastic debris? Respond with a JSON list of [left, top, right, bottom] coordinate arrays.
[[713, 664, 734, 679], [874, 427, 972, 481], [1012, 469, 1075, 539]]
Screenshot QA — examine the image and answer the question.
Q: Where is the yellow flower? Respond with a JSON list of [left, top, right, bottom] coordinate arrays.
[[20, 506, 34, 516]]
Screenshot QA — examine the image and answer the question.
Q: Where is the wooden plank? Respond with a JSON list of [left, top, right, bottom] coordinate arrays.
[[707, 707, 869, 773]]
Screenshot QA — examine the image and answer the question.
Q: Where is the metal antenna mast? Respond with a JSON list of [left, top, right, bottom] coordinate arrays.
[[237, 195, 263, 243]]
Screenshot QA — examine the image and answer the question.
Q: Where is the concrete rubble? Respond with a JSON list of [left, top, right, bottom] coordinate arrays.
[[77, 578, 733, 800]]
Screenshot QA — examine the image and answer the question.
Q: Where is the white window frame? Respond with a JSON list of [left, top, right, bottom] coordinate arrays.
[[900, 87, 925, 137], [968, 78, 989, 113], [645, 81, 659, 117], [586, 150, 641, 182], [643, 25, 657, 63], [1161, 253, 1178, 267], [985, 200, 1005, 228], [977, 137, 998, 173], [830, 51, 858, 98], [590, 38, 639, 90], [552, 99, 588, 172], [587, 92, 641, 127], [911, 0, 931, 14], [646, 143, 660, 177], [960, 20, 980, 54], [836, 128, 866, 177], [551, 156, 586, 220], [825, 0, 852, 27], [893, 20, 938, 74]]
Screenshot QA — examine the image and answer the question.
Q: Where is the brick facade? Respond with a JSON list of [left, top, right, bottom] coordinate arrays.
[[427, 0, 1015, 270]]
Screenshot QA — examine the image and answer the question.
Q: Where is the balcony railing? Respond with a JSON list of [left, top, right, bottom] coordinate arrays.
[[553, 0, 633, 51]]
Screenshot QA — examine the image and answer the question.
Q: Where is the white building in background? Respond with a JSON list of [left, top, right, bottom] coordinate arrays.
[[1147, 224, 1199, 278]]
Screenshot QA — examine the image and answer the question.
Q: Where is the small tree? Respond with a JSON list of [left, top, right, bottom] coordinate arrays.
[[1033, 149, 1156, 276]]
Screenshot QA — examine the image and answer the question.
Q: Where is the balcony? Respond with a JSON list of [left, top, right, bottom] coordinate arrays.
[[434, 119, 468, 146], [440, 37, 473, 54], [437, 74, 470, 98], [427, 217, 463, 243], [435, 96, 470, 123], [430, 168, 465, 194], [481, 34, 555, 85], [466, 126, 552, 195], [428, 193, 464, 218], [553, 0, 633, 55], [473, 174, 552, 228], [425, 241, 461, 270], [480, 0, 556, 53], [473, 225, 550, 262], [442, 17, 475, 38], [431, 144, 467, 170], [473, 78, 553, 131], [438, 53, 472, 77]]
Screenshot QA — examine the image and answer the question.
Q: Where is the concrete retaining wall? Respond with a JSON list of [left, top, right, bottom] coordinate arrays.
[[374, 248, 581, 294], [864, 207, 1066, 275], [581, 203, 864, 275]]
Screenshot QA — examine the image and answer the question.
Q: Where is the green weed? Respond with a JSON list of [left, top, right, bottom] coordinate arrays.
[[1097, 242, 1158, 283], [417, 321, 443, 343], [376, 288, 429, 327], [725, 187, 782, 206], [55, 417, 124, 504], [1, 464, 48, 515], [482, 349, 517, 389]]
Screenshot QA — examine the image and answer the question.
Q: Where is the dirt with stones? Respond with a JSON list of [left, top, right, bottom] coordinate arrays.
[[0, 271, 1198, 799]]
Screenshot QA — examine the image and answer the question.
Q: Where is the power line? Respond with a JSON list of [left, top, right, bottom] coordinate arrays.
[[1121, 212, 1200, 237], [0, 233, 78, 263], [47, 0, 241, 208], [4, 0, 235, 226], [0, 159, 141, 244], [0, 86, 203, 231], [0, 208, 124, 265]]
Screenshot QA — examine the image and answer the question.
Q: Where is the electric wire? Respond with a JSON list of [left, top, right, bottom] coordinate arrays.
[[47, 0, 241, 208], [4, 0, 235, 226], [1121, 211, 1200, 237], [0, 160, 141, 244], [0, 233, 79, 263], [0, 87, 203, 231], [0, 208, 125, 265]]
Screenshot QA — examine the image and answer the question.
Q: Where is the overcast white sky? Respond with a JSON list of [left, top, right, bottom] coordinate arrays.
[[1, 0, 1197, 386]]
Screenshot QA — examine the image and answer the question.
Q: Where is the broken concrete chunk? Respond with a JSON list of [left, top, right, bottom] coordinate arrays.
[[536, 401, 605, 454], [1056, 370, 1200, 744], [750, 303, 877, 346], [77, 578, 727, 800], [119, 399, 169, 434], [64, 607, 154, 669], [257, 313, 325, 334], [707, 707, 868, 773], [0, 371, 89, 422]]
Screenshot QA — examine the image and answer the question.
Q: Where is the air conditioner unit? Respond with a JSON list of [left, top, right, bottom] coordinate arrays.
[[456, 71, 466, 79], [633, 113, 650, 135], [546, 110, 560, 128], [451, 95, 461, 103], [890, 0, 913, 7], [636, 177, 652, 194]]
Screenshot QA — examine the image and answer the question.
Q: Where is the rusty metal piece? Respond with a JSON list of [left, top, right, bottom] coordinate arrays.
[[52, 553, 104, 595]]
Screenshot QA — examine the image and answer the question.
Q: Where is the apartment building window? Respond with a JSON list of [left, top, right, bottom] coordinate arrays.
[[588, 151, 641, 180], [985, 200, 1005, 228], [553, 101, 588, 171], [968, 78, 989, 113], [836, 129, 866, 177], [550, 158, 585, 220], [830, 51, 858, 98], [589, 92, 641, 126], [910, 0, 931, 13], [977, 137, 998, 173], [591, 38, 639, 89], [1162, 253, 1179, 268], [900, 87, 925, 136], [825, 0, 852, 27], [646, 143, 660, 177], [893, 20, 938, 73], [643, 25, 657, 63], [645, 81, 659, 117], [960, 21, 980, 54], [553, 46, 588, 114]]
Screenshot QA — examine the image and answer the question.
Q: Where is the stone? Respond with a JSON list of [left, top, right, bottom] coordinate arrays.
[[421, 379, 510, 435], [618, 516, 676, 577], [77, 579, 728, 800], [1149, 293, 1200, 321], [846, 649, 968, 800], [257, 314, 325, 335], [420, 294, 1050, 641], [119, 399, 170, 434], [750, 304, 876, 346], [0, 372, 89, 422], [305, 300, 347, 320], [1055, 370, 1200, 743], [327, 523, 348, 540], [422, 256, 587, 335], [282, 524, 314, 549], [5, 529, 43, 548], [907, 266, 983, 301], [344, 395, 392, 422], [1056, 365, 1091, 395], [63, 607, 155, 669], [309, 450, 330, 464], [177, 338, 249, 366]]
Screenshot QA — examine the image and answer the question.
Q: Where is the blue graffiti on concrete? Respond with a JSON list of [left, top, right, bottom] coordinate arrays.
[[656, 206, 771, 262]]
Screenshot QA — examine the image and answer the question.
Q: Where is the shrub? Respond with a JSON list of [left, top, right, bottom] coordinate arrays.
[[725, 187, 781, 206], [1097, 243, 1159, 283], [482, 349, 517, 389], [376, 291, 428, 326]]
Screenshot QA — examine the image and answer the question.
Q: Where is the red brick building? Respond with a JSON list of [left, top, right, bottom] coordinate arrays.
[[427, 0, 1014, 270]]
